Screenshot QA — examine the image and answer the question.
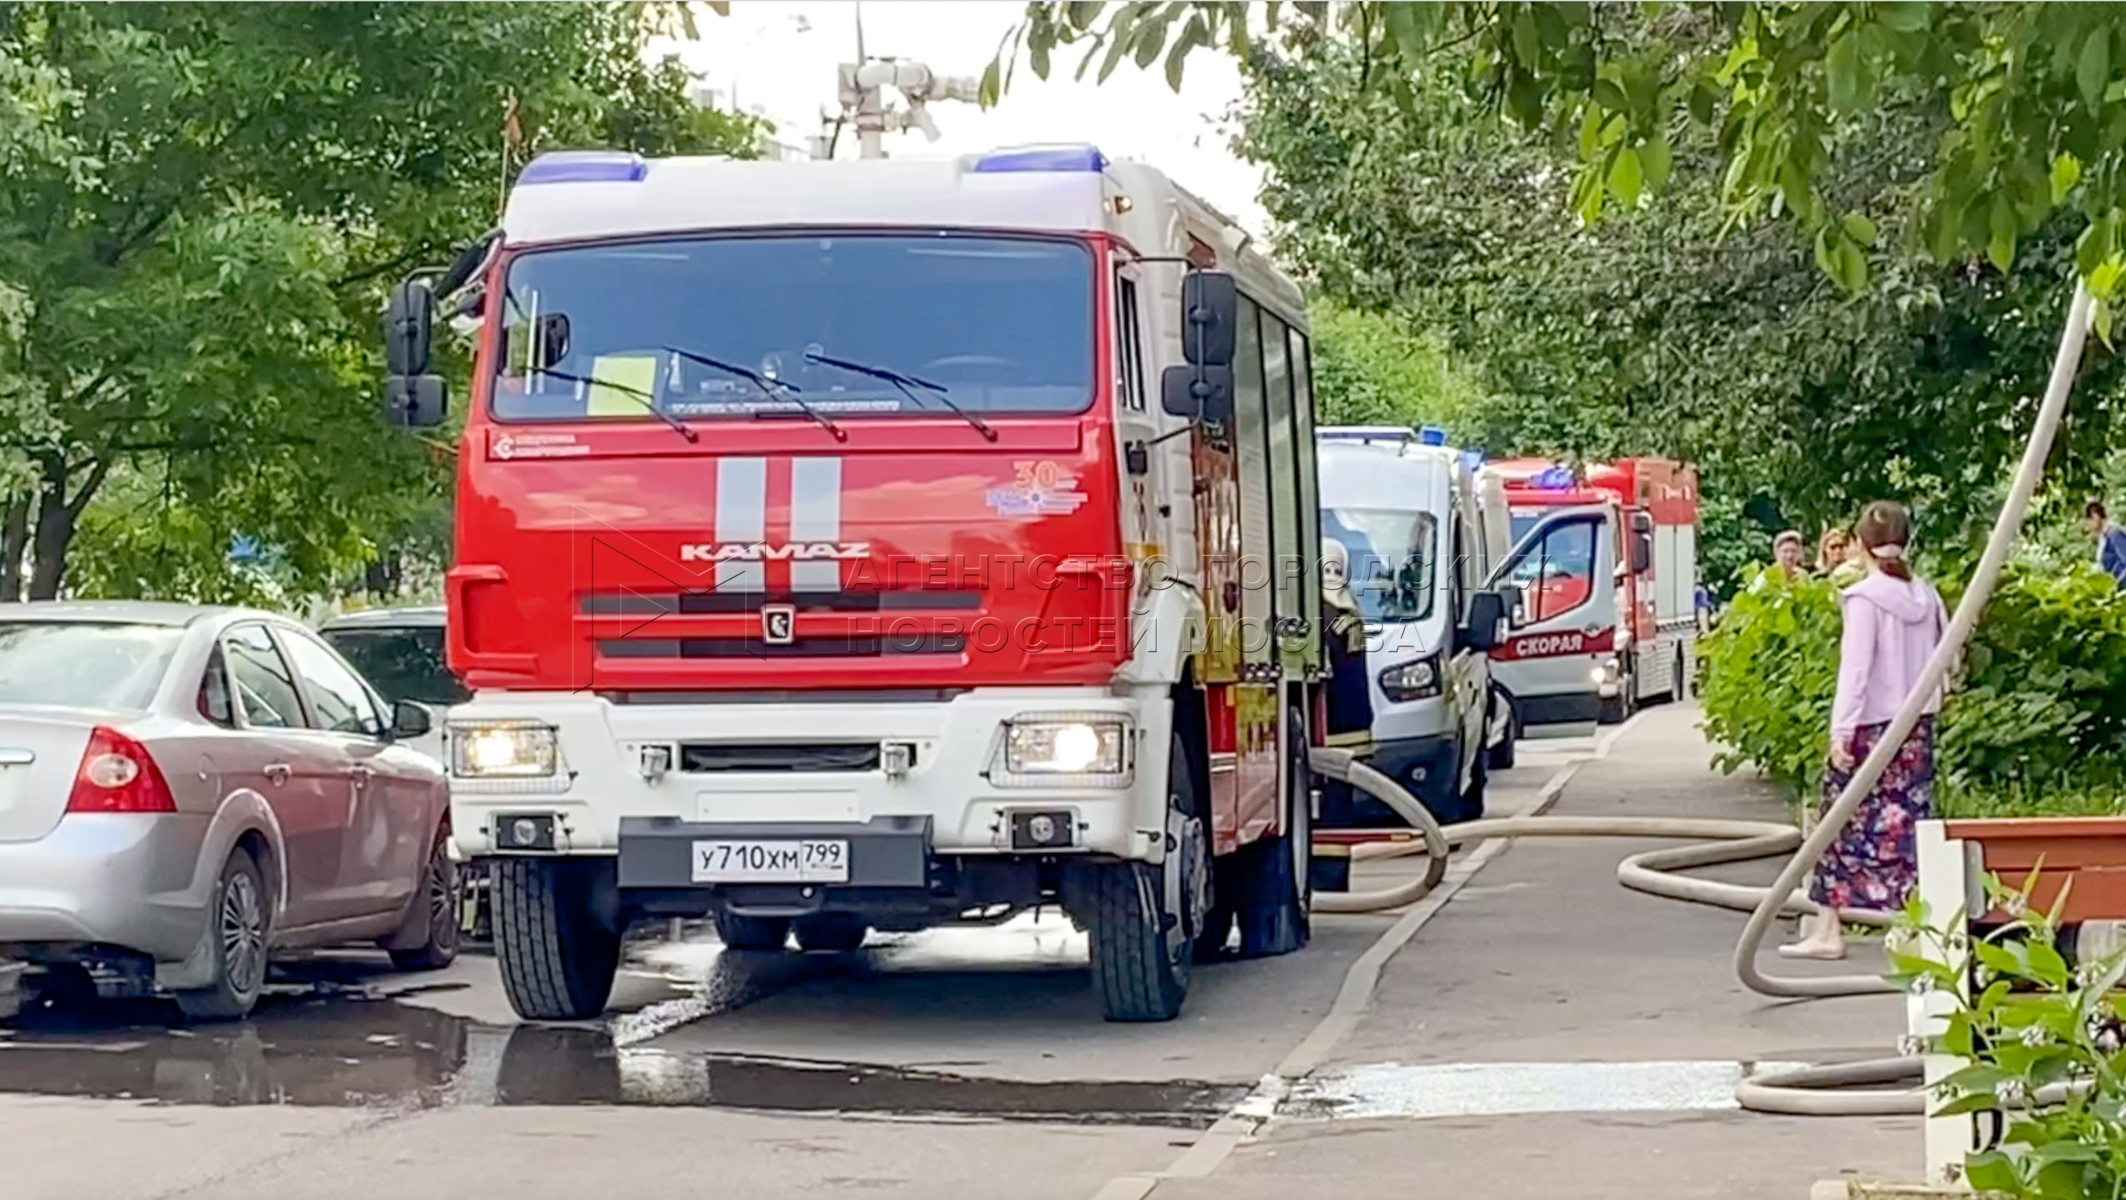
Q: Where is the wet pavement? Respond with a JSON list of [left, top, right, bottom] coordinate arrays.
[[0, 933, 1248, 1127]]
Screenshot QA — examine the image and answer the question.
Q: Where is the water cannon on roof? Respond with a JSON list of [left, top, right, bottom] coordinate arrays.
[[825, 57, 983, 160]]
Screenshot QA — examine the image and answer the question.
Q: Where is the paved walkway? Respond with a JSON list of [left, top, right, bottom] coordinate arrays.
[[1156, 704, 1919, 1199]]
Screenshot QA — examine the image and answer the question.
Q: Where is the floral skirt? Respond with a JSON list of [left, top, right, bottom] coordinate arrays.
[[1810, 715, 1935, 912]]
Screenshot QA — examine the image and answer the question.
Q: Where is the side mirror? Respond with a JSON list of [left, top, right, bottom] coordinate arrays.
[[1631, 510, 1654, 536], [1630, 531, 1653, 575], [385, 277, 437, 376], [1161, 363, 1234, 424], [386, 374, 448, 428], [1463, 590, 1509, 653], [1179, 271, 1237, 367], [391, 699, 434, 741]]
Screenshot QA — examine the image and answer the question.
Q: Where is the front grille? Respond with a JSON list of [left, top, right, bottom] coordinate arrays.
[[679, 742, 892, 773], [599, 633, 966, 660], [581, 589, 982, 616]]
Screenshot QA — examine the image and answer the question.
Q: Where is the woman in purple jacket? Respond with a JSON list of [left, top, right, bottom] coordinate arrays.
[[1781, 500, 1947, 961]]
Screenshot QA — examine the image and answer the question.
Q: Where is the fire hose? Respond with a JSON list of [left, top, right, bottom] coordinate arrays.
[[1304, 280, 2096, 1119]]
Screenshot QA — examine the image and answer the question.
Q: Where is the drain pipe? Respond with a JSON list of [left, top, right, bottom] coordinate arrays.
[[1298, 276, 2098, 1122]]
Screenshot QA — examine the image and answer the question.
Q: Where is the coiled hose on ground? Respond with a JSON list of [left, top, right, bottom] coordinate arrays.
[[1305, 281, 2096, 1119]]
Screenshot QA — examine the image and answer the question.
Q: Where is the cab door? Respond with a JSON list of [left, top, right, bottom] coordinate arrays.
[[1486, 506, 1616, 724], [1443, 509, 1486, 788]]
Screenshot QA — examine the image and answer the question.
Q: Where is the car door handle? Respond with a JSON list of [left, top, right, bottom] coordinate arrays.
[[263, 763, 291, 786]]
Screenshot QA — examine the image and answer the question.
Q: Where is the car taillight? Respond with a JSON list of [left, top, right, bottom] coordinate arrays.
[[66, 726, 177, 814]]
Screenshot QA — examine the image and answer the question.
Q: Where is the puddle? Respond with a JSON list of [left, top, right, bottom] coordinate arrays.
[[1280, 1059, 1816, 1120], [0, 966, 1238, 1128]]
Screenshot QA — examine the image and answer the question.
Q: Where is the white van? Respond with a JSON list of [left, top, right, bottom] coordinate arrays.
[[1317, 428, 1515, 824]]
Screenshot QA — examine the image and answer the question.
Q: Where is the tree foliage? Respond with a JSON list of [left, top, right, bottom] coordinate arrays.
[[1230, 29, 2126, 587], [1309, 301, 1487, 433], [0, 3, 759, 603], [1002, 4, 2126, 296]]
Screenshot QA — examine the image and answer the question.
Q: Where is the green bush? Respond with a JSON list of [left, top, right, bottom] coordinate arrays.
[[1700, 562, 2126, 809]]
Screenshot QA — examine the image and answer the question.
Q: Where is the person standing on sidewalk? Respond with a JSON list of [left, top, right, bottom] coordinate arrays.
[[2083, 501, 2126, 590], [1782, 500, 1947, 961]]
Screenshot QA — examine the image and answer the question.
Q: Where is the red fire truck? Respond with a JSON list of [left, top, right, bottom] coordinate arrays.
[[1479, 456, 1700, 728], [378, 145, 1389, 1024]]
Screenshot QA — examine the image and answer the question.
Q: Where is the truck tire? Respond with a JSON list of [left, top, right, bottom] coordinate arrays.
[[793, 914, 867, 953], [173, 848, 270, 1021], [715, 912, 792, 952], [1090, 733, 1202, 1022], [1487, 694, 1518, 771], [492, 858, 621, 1021], [1238, 709, 1312, 958], [1598, 654, 1636, 725]]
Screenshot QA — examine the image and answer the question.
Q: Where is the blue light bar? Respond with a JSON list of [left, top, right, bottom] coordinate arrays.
[[1419, 425, 1447, 446], [1532, 465, 1578, 490], [1462, 449, 1484, 473], [519, 150, 648, 185], [972, 144, 1108, 173]]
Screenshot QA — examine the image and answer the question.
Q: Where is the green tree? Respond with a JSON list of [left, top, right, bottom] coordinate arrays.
[[1231, 29, 2126, 583], [997, 3, 2126, 301], [1309, 301, 1487, 433], [0, 3, 760, 603]]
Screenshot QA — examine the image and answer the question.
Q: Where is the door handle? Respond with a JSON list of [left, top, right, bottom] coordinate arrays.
[[263, 763, 291, 786]]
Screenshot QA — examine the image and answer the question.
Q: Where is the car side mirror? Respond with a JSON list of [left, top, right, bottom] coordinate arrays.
[[391, 699, 434, 741], [1179, 271, 1237, 367], [1630, 532, 1653, 575], [1463, 590, 1509, 653], [1161, 363, 1233, 424]]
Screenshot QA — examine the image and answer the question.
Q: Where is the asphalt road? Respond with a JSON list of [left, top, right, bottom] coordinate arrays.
[[0, 747, 1568, 1200]]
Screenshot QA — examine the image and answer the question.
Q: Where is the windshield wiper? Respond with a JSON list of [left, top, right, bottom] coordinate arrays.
[[523, 365, 696, 442], [803, 349, 996, 442], [662, 346, 847, 443]]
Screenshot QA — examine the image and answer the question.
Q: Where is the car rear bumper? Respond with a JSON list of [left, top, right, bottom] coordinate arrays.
[[0, 813, 213, 963]]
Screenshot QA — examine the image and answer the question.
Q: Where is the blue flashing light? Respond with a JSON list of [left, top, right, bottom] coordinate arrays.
[[1532, 465, 1578, 490], [1418, 425, 1447, 446], [1462, 449, 1485, 473], [229, 536, 263, 564], [972, 144, 1108, 173], [519, 150, 648, 185]]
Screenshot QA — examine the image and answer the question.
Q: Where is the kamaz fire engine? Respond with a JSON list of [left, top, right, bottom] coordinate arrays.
[[381, 144, 1328, 1023], [1479, 456, 1700, 728]]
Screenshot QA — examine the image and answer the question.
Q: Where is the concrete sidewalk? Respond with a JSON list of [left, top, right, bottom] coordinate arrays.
[[1158, 704, 1919, 1199]]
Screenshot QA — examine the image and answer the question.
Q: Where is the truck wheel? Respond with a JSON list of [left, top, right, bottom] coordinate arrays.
[[1090, 733, 1202, 1022], [1238, 709, 1312, 958], [1598, 655, 1636, 725], [715, 912, 792, 952], [173, 848, 270, 1021], [792, 914, 867, 953], [492, 858, 621, 1021], [388, 834, 461, 972], [1487, 694, 1518, 771]]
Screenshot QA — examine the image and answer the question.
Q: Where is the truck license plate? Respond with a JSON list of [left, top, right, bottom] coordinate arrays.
[[690, 839, 849, 883]]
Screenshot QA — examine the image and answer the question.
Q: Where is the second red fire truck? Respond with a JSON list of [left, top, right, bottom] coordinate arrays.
[[1479, 456, 1700, 730]]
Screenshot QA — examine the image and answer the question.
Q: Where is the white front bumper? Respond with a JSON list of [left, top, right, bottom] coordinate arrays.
[[444, 688, 1169, 864]]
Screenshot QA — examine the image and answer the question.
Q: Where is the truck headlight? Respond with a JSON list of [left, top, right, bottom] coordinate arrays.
[[994, 714, 1133, 787], [1379, 656, 1442, 702], [451, 722, 559, 778]]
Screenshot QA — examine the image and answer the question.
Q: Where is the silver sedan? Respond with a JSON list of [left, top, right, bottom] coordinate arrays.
[[0, 602, 456, 1020]]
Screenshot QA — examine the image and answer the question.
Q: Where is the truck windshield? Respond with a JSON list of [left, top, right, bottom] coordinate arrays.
[[1322, 507, 1438, 623], [491, 234, 1094, 422]]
